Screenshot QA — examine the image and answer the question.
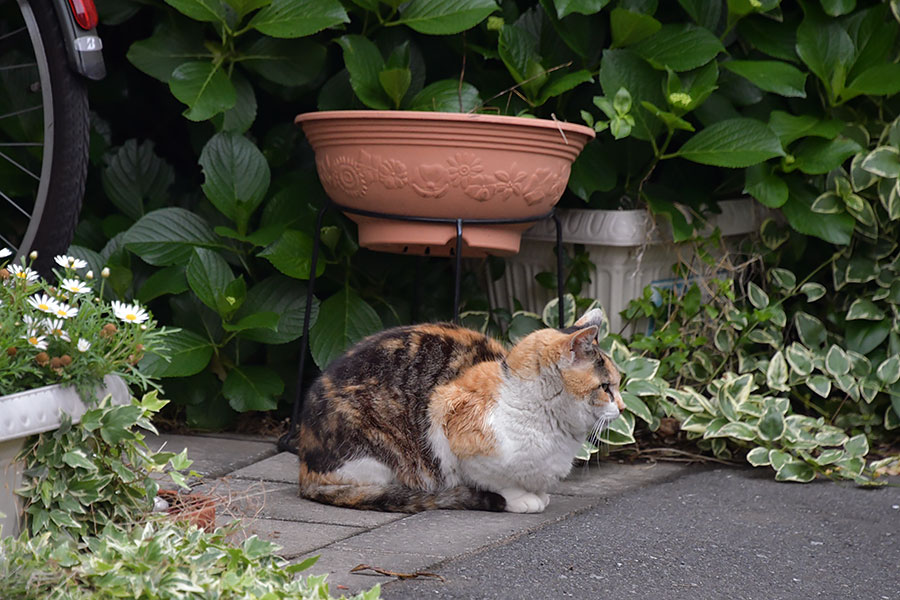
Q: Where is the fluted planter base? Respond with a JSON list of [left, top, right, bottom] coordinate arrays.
[[485, 199, 766, 335]]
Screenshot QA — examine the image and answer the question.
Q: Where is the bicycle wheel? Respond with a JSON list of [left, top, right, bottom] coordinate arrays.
[[0, 0, 88, 274]]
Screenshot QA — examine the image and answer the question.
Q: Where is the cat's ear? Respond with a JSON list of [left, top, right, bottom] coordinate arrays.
[[574, 308, 605, 329], [565, 326, 597, 363]]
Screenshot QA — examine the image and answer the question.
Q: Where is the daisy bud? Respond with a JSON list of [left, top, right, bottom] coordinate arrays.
[[60, 355, 72, 366], [101, 267, 110, 278], [29, 250, 38, 260], [35, 352, 49, 366], [86, 270, 94, 280], [50, 356, 63, 369]]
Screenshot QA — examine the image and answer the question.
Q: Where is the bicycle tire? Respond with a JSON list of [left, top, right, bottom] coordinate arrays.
[[0, 0, 88, 275]]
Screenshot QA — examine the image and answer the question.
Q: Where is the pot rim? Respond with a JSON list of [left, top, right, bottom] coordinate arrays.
[[295, 109, 595, 138]]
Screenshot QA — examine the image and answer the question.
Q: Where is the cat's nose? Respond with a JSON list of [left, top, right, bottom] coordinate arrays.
[[614, 393, 625, 412]]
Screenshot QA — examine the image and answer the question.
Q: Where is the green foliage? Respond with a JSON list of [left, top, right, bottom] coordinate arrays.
[[0, 520, 380, 600], [15, 392, 192, 540], [571, 0, 900, 247], [617, 260, 897, 483]]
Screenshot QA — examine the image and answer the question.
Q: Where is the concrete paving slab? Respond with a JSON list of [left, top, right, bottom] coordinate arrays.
[[196, 478, 406, 529], [294, 546, 440, 595], [145, 433, 277, 479], [230, 451, 297, 484], [223, 517, 365, 559], [334, 494, 598, 559]]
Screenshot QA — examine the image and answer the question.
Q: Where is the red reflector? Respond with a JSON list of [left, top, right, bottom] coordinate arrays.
[[68, 0, 99, 30]]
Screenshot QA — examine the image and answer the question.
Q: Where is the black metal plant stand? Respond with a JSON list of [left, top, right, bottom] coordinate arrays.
[[277, 198, 567, 452]]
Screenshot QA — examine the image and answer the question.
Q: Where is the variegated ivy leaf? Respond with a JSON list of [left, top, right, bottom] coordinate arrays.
[[806, 374, 832, 398], [795, 312, 826, 348], [876, 355, 900, 384], [605, 411, 636, 445], [860, 377, 881, 404], [608, 338, 632, 368], [861, 146, 900, 178], [843, 433, 869, 458], [757, 404, 786, 441], [785, 342, 814, 376], [760, 217, 789, 250], [710, 438, 732, 460], [834, 373, 859, 400], [714, 326, 735, 352], [716, 422, 757, 441], [845, 196, 877, 227], [825, 345, 851, 377], [775, 461, 816, 482], [846, 298, 886, 321], [799, 282, 826, 302], [768, 268, 796, 291], [621, 356, 660, 381], [815, 427, 848, 447], [835, 457, 865, 477], [846, 350, 871, 378], [746, 446, 771, 466], [747, 281, 769, 309], [746, 327, 781, 347], [766, 350, 790, 391], [701, 417, 729, 439], [621, 392, 653, 424], [815, 448, 844, 465], [811, 190, 843, 214], [681, 413, 713, 433], [725, 307, 749, 330], [850, 153, 877, 191], [768, 449, 792, 471]]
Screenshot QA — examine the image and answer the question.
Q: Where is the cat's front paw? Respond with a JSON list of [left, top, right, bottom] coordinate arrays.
[[500, 488, 549, 513]]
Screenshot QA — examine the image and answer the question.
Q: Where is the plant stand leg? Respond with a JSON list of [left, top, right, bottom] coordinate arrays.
[[278, 205, 327, 453], [554, 212, 564, 328], [453, 218, 463, 325]]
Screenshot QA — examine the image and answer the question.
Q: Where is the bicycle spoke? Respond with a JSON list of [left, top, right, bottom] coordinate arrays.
[[0, 188, 31, 218], [0, 26, 26, 43], [0, 104, 41, 120], [0, 141, 41, 147], [0, 229, 19, 252], [0, 148, 39, 180], [0, 62, 37, 71]]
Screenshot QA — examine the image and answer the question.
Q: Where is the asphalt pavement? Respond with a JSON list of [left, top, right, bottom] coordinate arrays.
[[382, 467, 900, 600]]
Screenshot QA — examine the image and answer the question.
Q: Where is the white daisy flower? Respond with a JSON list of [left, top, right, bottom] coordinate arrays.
[[60, 278, 91, 294], [44, 318, 71, 342], [53, 302, 78, 319], [22, 314, 38, 327], [0, 247, 12, 258], [111, 300, 149, 324], [27, 293, 59, 314], [21, 329, 47, 350], [54, 255, 87, 270], [8, 264, 39, 283], [77, 338, 91, 352]]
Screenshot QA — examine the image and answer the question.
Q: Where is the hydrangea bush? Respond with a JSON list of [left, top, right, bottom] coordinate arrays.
[[0, 249, 166, 398]]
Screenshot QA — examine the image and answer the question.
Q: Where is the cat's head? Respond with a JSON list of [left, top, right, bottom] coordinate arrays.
[[505, 309, 624, 420]]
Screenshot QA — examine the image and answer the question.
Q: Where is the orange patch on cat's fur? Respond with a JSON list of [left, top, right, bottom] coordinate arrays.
[[505, 329, 564, 378], [560, 365, 600, 398], [430, 361, 502, 458]]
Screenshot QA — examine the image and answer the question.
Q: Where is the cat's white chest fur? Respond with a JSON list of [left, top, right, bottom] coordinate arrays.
[[457, 377, 598, 513]]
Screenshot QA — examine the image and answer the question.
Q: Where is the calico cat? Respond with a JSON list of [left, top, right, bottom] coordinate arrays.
[[295, 308, 623, 514]]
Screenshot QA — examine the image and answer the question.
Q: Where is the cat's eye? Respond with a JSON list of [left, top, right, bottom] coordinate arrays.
[[600, 383, 611, 395]]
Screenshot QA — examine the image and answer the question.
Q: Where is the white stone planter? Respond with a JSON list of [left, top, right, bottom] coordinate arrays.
[[0, 375, 130, 539], [485, 199, 766, 336]]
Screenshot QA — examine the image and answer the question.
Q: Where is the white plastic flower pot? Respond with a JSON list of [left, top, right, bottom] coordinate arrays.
[[0, 375, 129, 539], [485, 199, 767, 336]]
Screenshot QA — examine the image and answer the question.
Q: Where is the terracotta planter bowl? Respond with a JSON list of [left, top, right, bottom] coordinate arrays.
[[295, 110, 595, 257]]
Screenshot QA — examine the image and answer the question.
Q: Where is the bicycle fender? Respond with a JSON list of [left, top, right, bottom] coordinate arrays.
[[49, 0, 106, 80]]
